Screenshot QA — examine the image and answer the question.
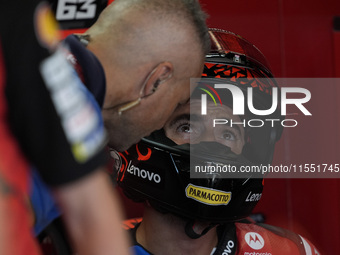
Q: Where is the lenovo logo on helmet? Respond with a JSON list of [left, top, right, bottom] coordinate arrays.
[[201, 84, 312, 116], [245, 191, 262, 202], [127, 160, 161, 184]]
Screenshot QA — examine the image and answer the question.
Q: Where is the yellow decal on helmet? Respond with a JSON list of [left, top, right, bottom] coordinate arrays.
[[185, 184, 231, 206]]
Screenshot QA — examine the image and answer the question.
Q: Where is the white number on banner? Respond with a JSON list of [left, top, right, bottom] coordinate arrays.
[[56, 0, 97, 20]]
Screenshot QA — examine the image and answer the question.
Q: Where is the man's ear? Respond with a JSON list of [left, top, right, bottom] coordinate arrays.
[[143, 62, 173, 96]]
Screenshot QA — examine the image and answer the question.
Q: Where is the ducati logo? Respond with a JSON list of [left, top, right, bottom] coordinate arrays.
[[109, 149, 122, 173], [245, 232, 265, 250]]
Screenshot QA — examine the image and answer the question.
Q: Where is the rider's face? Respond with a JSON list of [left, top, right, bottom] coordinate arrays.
[[164, 99, 245, 154]]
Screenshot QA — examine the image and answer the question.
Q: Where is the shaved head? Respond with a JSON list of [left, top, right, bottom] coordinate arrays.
[[83, 0, 209, 150], [89, 0, 210, 55], [86, 0, 209, 74]]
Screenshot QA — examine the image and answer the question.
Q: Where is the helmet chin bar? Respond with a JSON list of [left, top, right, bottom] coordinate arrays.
[[114, 129, 266, 224], [171, 141, 262, 180]]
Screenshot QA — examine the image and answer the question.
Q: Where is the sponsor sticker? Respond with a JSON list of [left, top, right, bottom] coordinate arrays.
[[245, 232, 265, 250], [126, 161, 161, 184], [245, 191, 262, 202], [185, 184, 231, 206]]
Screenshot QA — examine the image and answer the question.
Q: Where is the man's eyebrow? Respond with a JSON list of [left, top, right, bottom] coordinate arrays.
[[168, 114, 202, 127], [182, 98, 190, 105]]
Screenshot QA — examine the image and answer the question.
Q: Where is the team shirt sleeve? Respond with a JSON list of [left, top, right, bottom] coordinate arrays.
[[1, 0, 108, 187]]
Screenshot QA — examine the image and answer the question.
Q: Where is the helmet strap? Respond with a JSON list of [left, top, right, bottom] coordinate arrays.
[[184, 220, 217, 239]]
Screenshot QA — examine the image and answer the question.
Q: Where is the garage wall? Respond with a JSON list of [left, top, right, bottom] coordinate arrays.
[[200, 0, 340, 254]]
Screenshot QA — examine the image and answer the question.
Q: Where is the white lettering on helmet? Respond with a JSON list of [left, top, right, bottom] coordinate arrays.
[[245, 191, 262, 202], [127, 160, 161, 183]]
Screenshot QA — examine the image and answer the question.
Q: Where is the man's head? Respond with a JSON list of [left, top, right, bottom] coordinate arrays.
[[112, 30, 284, 228], [85, 0, 210, 150]]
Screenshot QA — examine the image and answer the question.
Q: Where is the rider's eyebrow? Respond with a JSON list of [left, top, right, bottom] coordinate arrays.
[[168, 113, 202, 128]]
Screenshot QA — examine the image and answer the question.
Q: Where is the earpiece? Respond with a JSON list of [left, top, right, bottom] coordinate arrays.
[[152, 79, 161, 93]]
